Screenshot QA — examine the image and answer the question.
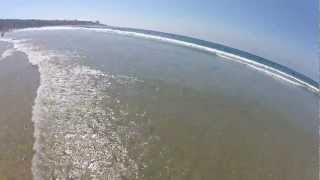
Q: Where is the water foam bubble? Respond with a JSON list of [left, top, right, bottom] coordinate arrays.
[[9, 39, 146, 179], [0, 48, 16, 60]]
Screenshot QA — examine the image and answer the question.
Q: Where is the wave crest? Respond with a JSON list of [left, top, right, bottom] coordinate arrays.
[[10, 26, 319, 92]]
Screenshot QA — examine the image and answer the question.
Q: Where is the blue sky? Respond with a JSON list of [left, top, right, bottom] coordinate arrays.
[[1, 0, 318, 78]]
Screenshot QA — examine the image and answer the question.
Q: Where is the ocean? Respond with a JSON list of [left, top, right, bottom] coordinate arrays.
[[0, 27, 318, 180]]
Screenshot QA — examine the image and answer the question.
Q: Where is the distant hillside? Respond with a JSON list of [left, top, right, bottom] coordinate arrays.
[[0, 19, 101, 35]]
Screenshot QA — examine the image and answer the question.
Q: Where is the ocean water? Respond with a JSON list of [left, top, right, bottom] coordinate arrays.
[[1, 27, 318, 180]]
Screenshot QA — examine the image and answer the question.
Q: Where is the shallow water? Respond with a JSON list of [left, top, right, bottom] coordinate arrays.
[[0, 42, 39, 179], [1, 29, 318, 180]]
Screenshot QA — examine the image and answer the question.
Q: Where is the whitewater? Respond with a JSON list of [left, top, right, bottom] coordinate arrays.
[[0, 37, 151, 179], [11, 26, 319, 93]]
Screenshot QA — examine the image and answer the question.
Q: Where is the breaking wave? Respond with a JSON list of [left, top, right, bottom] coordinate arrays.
[[13, 26, 319, 93], [1, 38, 149, 179]]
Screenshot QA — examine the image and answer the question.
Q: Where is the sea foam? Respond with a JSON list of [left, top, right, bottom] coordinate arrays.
[[5, 38, 146, 179], [0, 48, 16, 60]]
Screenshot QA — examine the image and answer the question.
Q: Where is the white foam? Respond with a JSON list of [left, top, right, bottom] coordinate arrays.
[[0, 48, 16, 60], [11, 26, 319, 92], [0, 39, 23, 60], [6, 38, 146, 179], [1, 38, 50, 65], [13, 26, 81, 32]]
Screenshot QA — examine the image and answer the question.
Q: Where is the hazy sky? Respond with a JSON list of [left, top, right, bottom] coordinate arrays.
[[1, 0, 318, 78]]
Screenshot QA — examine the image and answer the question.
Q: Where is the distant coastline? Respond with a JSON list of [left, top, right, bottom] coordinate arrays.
[[0, 19, 101, 36]]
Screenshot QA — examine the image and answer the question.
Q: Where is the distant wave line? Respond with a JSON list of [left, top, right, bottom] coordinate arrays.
[[8, 26, 320, 93]]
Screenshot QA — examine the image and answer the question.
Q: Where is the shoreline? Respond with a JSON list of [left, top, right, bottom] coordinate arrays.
[[0, 45, 39, 179]]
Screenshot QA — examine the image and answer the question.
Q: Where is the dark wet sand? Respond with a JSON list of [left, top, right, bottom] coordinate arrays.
[[0, 52, 39, 179]]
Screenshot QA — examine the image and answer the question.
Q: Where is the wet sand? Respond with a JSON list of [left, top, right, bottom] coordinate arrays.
[[0, 50, 39, 179]]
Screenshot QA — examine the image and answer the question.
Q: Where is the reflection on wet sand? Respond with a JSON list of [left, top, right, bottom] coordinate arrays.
[[0, 51, 39, 180]]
